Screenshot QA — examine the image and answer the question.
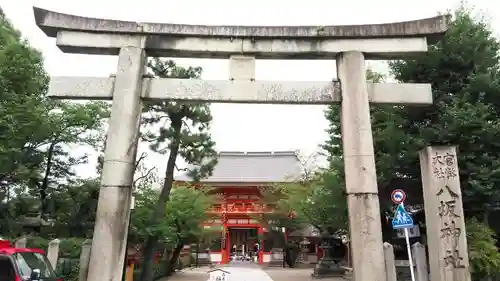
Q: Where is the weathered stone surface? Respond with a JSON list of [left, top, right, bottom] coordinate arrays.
[[268, 248, 284, 267], [419, 146, 471, 281], [338, 51, 385, 281], [48, 76, 432, 105], [412, 242, 429, 281], [194, 249, 213, 267], [33, 7, 449, 58], [266, 267, 346, 281], [85, 47, 145, 281], [14, 237, 27, 248], [311, 237, 346, 279], [383, 243, 397, 281], [47, 239, 60, 270], [34, 7, 448, 39], [311, 256, 345, 279], [55, 32, 430, 59], [78, 239, 92, 281]]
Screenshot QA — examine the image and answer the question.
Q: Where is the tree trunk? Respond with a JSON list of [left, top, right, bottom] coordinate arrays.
[[39, 141, 56, 219], [483, 207, 490, 225], [139, 117, 182, 281], [166, 243, 184, 276], [139, 237, 158, 281]]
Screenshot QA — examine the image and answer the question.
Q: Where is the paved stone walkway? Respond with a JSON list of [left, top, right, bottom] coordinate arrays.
[[160, 263, 345, 281], [264, 267, 345, 281], [156, 267, 207, 281]]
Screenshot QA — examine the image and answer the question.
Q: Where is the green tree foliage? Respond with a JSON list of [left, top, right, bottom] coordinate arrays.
[[267, 170, 347, 236], [28, 102, 108, 219], [130, 185, 213, 245], [2, 178, 100, 238], [0, 7, 49, 188], [139, 59, 217, 281], [260, 165, 347, 268], [0, 8, 109, 234], [0, 15, 217, 281], [466, 219, 500, 280], [0, 12, 218, 281], [386, 6, 500, 215], [130, 185, 213, 276], [261, 152, 348, 240], [322, 4, 500, 277], [322, 69, 393, 236], [48, 179, 100, 237], [322, 68, 386, 182], [324, 6, 500, 213]]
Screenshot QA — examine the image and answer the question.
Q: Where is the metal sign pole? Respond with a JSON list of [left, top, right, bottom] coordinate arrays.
[[391, 190, 416, 281], [401, 203, 416, 281]]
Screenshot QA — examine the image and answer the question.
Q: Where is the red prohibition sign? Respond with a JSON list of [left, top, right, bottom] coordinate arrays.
[[391, 189, 406, 204]]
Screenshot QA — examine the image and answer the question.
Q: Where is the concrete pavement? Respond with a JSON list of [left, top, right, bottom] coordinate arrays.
[[264, 267, 345, 281], [160, 263, 345, 281]]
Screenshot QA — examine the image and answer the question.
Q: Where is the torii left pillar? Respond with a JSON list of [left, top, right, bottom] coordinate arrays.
[[89, 43, 145, 281]]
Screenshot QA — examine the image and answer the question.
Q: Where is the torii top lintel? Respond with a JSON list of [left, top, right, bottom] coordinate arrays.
[[33, 7, 450, 59]]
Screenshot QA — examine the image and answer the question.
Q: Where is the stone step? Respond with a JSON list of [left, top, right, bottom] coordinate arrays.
[[267, 261, 285, 267]]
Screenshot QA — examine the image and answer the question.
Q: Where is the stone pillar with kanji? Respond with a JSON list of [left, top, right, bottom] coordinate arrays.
[[419, 146, 471, 281]]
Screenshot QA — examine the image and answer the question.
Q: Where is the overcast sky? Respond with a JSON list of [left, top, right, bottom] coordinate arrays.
[[1, 0, 496, 179]]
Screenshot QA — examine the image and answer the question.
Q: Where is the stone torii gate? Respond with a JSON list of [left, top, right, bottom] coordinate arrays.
[[33, 7, 448, 281]]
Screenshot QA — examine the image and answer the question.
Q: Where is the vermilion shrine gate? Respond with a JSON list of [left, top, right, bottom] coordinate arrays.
[[175, 151, 302, 264], [33, 7, 453, 281]]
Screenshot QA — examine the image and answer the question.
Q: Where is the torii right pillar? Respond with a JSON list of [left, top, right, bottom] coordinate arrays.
[[335, 39, 449, 281], [337, 51, 386, 281]]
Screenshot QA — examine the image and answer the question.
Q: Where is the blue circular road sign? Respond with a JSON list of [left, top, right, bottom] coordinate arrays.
[[391, 189, 406, 204]]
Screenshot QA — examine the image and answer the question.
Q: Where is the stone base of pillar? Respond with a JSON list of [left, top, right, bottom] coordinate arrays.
[[268, 248, 284, 267], [193, 249, 214, 268], [341, 267, 353, 280], [311, 258, 346, 279], [196, 257, 213, 267], [268, 261, 284, 267], [294, 255, 313, 268]]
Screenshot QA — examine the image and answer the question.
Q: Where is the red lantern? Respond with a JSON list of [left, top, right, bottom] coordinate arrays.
[[126, 255, 139, 266], [154, 251, 162, 263], [126, 247, 140, 266]]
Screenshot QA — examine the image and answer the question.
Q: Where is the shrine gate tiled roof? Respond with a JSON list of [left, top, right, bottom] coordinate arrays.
[[174, 151, 302, 183]]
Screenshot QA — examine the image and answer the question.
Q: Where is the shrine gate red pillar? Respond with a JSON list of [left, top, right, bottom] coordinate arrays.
[[221, 223, 229, 264], [220, 192, 228, 264], [258, 225, 264, 264]]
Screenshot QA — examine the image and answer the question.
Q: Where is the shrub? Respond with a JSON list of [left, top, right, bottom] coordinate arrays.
[[22, 237, 83, 280], [26, 236, 48, 250], [467, 218, 500, 280], [59, 238, 84, 258], [57, 259, 79, 281]]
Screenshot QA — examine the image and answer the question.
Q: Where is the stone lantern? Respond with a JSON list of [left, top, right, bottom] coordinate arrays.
[[311, 234, 346, 278]]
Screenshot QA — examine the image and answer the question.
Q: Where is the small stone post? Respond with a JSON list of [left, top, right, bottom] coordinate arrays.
[[78, 239, 92, 281], [268, 248, 284, 267], [47, 239, 60, 270], [15, 237, 27, 248], [412, 242, 428, 281], [383, 243, 397, 281], [419, 146, 471, 281]]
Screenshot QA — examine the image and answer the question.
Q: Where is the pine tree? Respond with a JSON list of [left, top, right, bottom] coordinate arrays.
[[138, 59, 217, 281]]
